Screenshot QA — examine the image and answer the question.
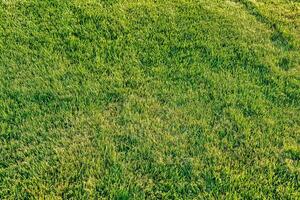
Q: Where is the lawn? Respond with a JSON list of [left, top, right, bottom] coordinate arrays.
[[0, 0, 299, 199]]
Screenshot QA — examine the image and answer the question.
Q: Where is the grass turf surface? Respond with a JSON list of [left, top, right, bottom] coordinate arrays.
[[0, 0, 300, 199]]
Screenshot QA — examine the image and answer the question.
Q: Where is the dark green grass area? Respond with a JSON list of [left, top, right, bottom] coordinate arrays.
[[0, 0, 299, 199]]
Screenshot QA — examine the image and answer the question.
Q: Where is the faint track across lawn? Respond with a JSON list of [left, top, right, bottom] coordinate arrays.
[[233, 0, 297, 51]]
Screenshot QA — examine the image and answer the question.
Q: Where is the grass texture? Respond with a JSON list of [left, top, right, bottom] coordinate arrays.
[[0, 0, 299, 199]]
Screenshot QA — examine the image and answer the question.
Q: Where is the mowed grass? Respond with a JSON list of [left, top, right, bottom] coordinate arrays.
[[0, 0, 299, 199]]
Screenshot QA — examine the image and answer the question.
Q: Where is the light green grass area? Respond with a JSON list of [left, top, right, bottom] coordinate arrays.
[[0, 0, 299, 199]]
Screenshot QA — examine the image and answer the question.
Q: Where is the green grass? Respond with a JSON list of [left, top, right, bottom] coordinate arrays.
[[0, 0, 299, 199]]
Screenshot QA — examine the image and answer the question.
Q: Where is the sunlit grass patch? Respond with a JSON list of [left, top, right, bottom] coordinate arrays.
[[0, 0, 299, 198]]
